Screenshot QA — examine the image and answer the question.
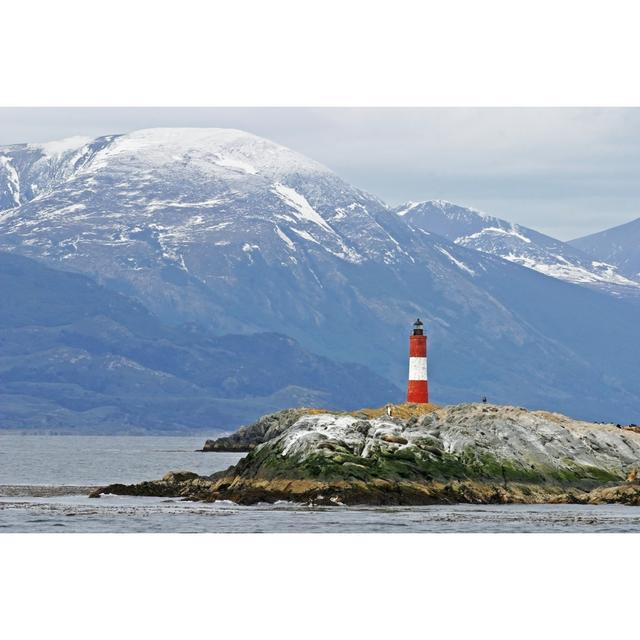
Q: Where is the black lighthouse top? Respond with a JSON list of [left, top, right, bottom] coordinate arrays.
[[412, 318, 424, 336]]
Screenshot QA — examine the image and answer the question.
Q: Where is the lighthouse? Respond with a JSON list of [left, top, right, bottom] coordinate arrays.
[[407, 318, 428, 404]]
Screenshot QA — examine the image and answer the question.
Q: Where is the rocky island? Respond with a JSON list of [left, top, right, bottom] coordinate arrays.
[[90, 403, 640, 506]]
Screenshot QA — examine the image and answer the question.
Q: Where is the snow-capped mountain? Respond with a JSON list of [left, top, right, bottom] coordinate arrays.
[[570, 216, 640, 281], [0, 128, 505, 370], [1, 128, 639, 422], [0, 128, 406, 329], [395, 200, 640, 297]]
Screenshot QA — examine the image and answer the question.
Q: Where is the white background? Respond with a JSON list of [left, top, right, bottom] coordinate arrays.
[[4, 0, 640, 107], [2, 1, 640, 638]]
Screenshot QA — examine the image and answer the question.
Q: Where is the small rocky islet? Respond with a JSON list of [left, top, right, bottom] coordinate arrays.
[[90, 403, 640, 506]]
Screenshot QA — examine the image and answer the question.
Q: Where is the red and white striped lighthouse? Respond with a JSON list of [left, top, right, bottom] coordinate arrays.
[[407, 318, 429, 404]]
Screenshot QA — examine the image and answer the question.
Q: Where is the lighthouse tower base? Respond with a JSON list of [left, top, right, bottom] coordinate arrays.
[[407, 380, 429, 404]]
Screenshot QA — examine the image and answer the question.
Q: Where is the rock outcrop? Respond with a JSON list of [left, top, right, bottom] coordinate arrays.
[[202, 409, 308, 451], [201, 403, 438, 451], [91, 403, 640, 505]]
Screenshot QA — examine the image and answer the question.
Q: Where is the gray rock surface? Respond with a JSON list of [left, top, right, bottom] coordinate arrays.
[[253, 403, 640, 483], [202, 408, 308, 451]]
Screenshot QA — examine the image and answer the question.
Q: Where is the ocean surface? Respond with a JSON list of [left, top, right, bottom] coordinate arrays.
[[2, 434, 640, 533]]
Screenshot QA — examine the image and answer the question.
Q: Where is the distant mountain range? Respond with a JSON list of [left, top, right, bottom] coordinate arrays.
[[395, 200, 640, 298], [0, 128, 639, 429], [570, 216, 640, 281]]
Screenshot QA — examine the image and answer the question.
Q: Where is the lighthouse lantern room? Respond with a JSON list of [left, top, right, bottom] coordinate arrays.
[[406, 318, 429, 404]]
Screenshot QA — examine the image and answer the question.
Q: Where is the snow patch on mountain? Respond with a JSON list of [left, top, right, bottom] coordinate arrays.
[[275, 225, 296, 251], [0, 155, 21, 206], [79, 128, 333, 181], [399, 199, 491, 221], [437, 246, 476, 275], [459, 226, 532, 245], [504, 253, 640, 288], [56, 203, 87, 216], [272, 183, 335, 233], [213, 154, 258, 174], [146, 198, 224, 211], [29, 136, 92, 157], [290, 227, 320, 244], [395, 201, 421, 217]]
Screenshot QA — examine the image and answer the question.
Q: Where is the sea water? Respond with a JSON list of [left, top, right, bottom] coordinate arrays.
[[2, 434, 640, 533]]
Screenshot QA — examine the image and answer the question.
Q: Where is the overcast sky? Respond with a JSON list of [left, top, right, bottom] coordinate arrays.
[[1, 107, 639, 240]]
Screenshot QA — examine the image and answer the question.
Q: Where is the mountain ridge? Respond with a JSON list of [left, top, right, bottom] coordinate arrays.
[[570, 215, 640, 280], [395, 199, 640, 297]]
